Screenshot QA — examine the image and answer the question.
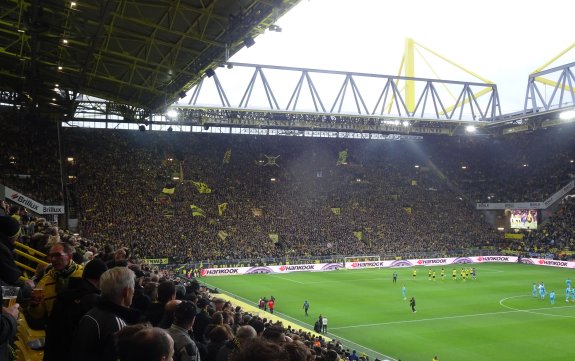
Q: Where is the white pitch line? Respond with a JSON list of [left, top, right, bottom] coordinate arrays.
[[499, 295, 575, 319], [331, 300, 575, 330], [268, 274, 305, 284]]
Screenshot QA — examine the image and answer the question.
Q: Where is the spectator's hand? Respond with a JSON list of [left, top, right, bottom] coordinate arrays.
[[30, 288, 44, 306], [3, 304, 20, 320], [24, 279, 35, 289]]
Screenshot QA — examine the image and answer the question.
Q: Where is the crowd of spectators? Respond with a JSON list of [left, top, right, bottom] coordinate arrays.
[[1, 117, 574, 265], [54, 127, 506, 263], [2, 208, 363, 361], [0, 116, 574, 360], [498, 196, 575, 259], [424, 125, 575, 203]]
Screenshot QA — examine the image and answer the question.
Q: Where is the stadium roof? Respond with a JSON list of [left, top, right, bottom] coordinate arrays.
[[0, 0, 300, 116]]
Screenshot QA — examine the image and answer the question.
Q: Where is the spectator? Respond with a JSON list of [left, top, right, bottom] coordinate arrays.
[[146, 281, 176, 326], [167, 300, 201, 361], [0, 286, 19, 361], [119, 326, 174, 361], [0, 216, 24, 287], [28, 242, 84, 325], [215, 325, 257, 361], [44, 258, 108, 361], [71, 266, 140, 361]]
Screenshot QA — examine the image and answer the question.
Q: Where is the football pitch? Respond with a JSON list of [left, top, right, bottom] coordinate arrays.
[[201, 263, 575, 361]]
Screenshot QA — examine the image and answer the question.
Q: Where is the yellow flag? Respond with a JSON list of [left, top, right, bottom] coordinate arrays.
[[223, 149, 231, 164], [337, 149, 348, 165], [190, 205, 205, 217], [162, 186, 175, 194], [269, 233, 279, 243], [353, 231, 363, 241], [218, 230, 229, 240], [218, 202, 228, 216], [411, 180, 417, 186], [331, 207, 341, 215], [192, 181, 212, 194], [403, 207, 412, 215]]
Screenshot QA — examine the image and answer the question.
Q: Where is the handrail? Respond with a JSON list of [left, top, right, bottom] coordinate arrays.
[[14, 241, 46, 257], [13, 249, 49, 268]]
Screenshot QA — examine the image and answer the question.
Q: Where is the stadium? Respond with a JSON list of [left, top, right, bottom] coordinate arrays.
[[0, 1, 574, 361]]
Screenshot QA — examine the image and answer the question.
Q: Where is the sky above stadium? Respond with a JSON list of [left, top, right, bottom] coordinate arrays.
[[229, 0, 575, 115]]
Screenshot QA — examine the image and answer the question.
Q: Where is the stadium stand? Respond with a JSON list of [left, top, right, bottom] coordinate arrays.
[[1, 117, 574, 361]]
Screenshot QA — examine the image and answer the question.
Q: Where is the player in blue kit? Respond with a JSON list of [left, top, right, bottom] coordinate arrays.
[[567, 278, 572, 289], [539, 282, 546, 300], [402, 285, 407, 300], [571, 287, 575, 302], [549, 290, 555, 304], [532, 283, 538, 298], [566, 287, 571, 302]]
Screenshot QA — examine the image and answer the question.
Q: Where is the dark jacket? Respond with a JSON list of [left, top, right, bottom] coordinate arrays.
[[0, 285, 18, 361], [192, 310, 211, 344], [43, 277, 101, 361], [0, 241, 22, 286], [144, 301, 167, 327], [70, 298, 141, 361]]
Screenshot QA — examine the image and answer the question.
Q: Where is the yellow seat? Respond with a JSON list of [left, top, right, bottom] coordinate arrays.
[[14, 315, 44, 361]]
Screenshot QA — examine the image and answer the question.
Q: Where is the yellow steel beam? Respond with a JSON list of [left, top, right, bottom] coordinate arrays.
[[404, 38, 416, 112], [413, 39, 494, 84], [388, 55, 406, 114], [532, 43, 575, 74], [534, 76, 573, 92], [443, 87, 492, 114], [397, 38, 495, 115]]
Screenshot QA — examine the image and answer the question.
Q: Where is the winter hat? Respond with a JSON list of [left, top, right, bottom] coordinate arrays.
[[83, 258, 108, 280], [0, 216, 20, 239]]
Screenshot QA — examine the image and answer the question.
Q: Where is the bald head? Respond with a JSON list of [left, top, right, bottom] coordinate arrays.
[[236, 325, 257, 340]]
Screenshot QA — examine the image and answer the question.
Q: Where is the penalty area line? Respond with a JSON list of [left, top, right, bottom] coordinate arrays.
[[330, 310, 524, 330], [331, 300, 575, 331], [268, 274, 305, 284], [499, 295, 575, 319]]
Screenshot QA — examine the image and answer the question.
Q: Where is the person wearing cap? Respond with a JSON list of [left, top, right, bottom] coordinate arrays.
[[43, 258, 108, 361], [167, 301, 201, 361]]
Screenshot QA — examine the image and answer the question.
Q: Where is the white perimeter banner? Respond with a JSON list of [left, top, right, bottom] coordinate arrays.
[[3, 186, 65, 214], [200, 256, 575, 276]]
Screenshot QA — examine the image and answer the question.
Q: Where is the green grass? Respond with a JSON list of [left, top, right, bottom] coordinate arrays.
[[201, 263, 575, 361]]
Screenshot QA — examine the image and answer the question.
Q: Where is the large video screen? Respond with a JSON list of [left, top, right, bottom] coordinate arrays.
[[508, 209, 538, 230]]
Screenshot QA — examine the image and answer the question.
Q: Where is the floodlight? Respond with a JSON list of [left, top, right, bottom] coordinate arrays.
[[559, 110, 575, 120]]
